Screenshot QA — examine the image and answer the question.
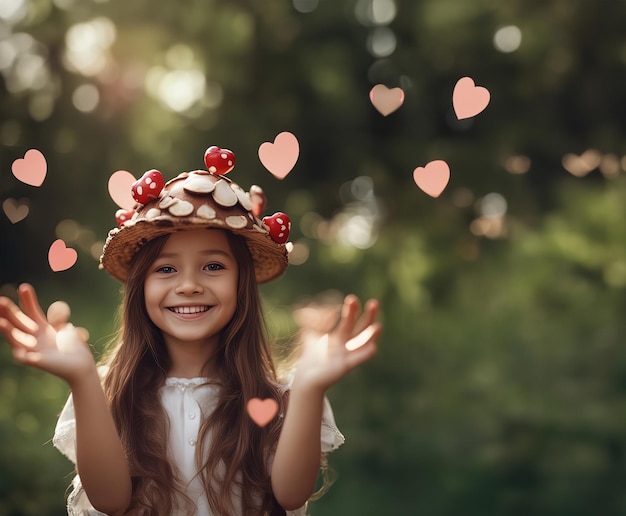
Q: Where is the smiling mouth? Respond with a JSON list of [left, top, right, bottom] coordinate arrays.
[[167, 306, 211, 315]]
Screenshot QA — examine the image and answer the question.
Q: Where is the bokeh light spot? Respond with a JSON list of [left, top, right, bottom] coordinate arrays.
[[293, 0, 319, 14], [493, 25, 522, 53], [72, 83, 100, 112]]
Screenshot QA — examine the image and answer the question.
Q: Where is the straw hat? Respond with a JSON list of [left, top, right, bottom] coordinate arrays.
[[99, 147, 290, 283]]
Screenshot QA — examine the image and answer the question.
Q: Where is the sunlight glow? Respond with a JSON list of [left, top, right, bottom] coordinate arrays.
[[0, 0, 26, 24], [64, 17, 116, 77]]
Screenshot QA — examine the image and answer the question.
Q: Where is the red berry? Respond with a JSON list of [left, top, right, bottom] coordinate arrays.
[[204, 146, 235, 175], [115, 208, 135, 227], [262, 212, 291, 244], [131, 169, 165, 205], [249, 185, 267, 217]]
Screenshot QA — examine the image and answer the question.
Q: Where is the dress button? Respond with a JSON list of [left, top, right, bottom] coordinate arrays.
[[188, 412, 196, 420], [189, 438, 197, 446]]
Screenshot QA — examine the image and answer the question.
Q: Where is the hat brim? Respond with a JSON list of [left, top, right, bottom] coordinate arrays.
[[100, 217, 288, 284]]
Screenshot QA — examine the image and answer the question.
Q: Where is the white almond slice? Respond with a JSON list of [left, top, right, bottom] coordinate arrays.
[[168, 200, 194, 217], [183, 175, 216, 194], [197, 204, 216, 219], [253, 224, 268, 233], [233, 185, 253, 211], [212, 180, 238, 207], [225, 215, 248, 229], [158, 196, 178, 209], [145, 208, 161, 219]]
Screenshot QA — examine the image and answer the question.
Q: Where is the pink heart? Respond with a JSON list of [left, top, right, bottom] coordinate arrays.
[[452, 77, 490, 120], [413, 160, 450, 198], [108, 171, 137, 210], [2, 198, 29, 224], [12, 149, 47, 187], [246, 397, 279, 427], [258, 132, 299, 179], [369, 84, 405, 116], [48, 239, 78, 272]]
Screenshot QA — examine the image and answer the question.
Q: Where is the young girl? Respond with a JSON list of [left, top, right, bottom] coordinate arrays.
[[0, 146, 381, 515]]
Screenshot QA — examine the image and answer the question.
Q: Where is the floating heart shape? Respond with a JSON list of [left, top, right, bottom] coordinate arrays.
[[247, 397, 279, 427], [108, 171, 137, 210], [258, 132, 299, 179], [562, 149, 601, 177], [48, 239, 78, 272], [413, 160, 451, 198], [12, 149, 47, 187], [369, 84, 405, 116], [2, 198, 29, 223], [452, 77, 490, 120]]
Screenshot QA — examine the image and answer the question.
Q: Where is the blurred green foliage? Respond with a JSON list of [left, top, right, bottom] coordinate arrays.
[[2, 0, 626, 514]]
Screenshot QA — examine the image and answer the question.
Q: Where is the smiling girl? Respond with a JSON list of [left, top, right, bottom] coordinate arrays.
[[0, 146, 381, 515]]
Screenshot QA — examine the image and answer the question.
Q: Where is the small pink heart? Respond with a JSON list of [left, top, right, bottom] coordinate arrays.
[[413, 160, 450, 198], [108, 171, 137, 210], [258, 132, 299, 179], [48, 239, 78, 272], [12, 149, 47, 187], [2, 198, 29, 224], [369, 84, 405, 116], [246, 397, 279, 427], [452, 77, 490, 120]]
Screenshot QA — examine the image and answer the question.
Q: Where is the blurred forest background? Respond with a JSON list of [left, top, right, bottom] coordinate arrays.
[[2, 0, 626, 514]]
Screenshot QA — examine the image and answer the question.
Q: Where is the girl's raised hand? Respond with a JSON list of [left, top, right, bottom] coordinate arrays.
[[293, 295, 381, 393], [0, 284, 96, 385]]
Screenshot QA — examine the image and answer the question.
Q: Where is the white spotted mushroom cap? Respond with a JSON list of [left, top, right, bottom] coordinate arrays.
[[100, 169, 289, 283]]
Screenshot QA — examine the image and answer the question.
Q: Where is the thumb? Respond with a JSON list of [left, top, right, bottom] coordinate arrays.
[[47, 301, 71, 331]]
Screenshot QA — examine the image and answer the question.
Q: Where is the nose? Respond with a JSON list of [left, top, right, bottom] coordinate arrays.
[[175, 272, 204, 296]]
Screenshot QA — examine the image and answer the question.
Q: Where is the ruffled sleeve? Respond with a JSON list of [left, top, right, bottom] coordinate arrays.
[[280, 373, 345, 454], [53, 393, 77, 463], [320, 395, 345, 453], [53, 393, 106, 516]]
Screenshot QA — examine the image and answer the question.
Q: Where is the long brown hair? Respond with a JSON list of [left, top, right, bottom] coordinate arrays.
[[102, 229, 287, 515]]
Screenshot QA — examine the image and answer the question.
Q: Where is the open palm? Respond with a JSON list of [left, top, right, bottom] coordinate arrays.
[[0, 284, 95, 384], [293, 295, 381, 392]]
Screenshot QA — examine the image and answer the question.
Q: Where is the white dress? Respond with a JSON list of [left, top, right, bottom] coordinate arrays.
[[53, 377, 345, 515]]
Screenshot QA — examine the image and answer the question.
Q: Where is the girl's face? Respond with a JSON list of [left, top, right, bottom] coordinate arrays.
[[144, 229, 238, 352]]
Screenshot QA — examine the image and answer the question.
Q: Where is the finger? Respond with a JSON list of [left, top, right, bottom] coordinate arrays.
[[47, 301, 71, 331], [345, 322, 381, 351], [76, 327, 90, 342], [344, 338, 378, 370], [0, 319, 38, 350], [352, 299, 380, 336], [334, 295, 360, 340], [0, 296, 38, 334], [17, 284, 48, 327], [12, 347, 44, 368]]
